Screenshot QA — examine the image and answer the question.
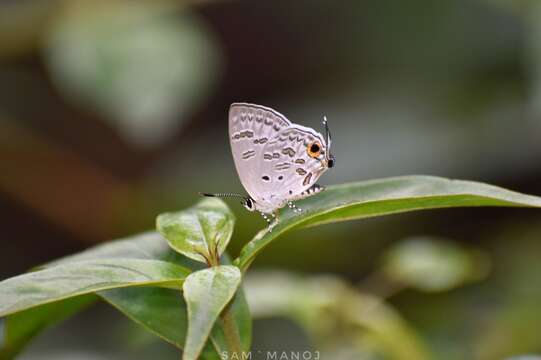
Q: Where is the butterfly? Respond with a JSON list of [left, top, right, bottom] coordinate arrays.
[[202, 103, 335, 231]]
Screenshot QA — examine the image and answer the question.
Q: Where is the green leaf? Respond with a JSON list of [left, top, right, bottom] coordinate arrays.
[[1, 232, 251, 359], [382, 236, 490, 292], [0, 258, 190, 318], [0, 232, 192, 356], [182, 266, 241, 360], [236, 176, 541, 271], [0, 295, 96, 360], [1, 231, 184, 359], [100, 286, 189, 350], [43, 231, 201, 269], [99, 284, 251, 358], [157, 198, 235, 265]]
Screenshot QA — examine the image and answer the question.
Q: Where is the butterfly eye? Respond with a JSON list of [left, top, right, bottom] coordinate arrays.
[[243, 198, 255, 211], [307, 141, 322, 158]]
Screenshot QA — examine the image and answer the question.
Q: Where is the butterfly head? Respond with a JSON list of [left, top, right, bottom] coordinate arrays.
[[327, 153, 336, 168]]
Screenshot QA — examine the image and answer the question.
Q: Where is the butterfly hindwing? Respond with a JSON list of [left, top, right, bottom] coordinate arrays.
[[256, 125, 327, 208]]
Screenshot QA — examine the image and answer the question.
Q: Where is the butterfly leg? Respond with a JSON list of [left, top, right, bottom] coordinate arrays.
[[287, 201, 302, 213], [267, 210, 280, 232], [259, 211, 276, 232], [272, 209, 280, 223], [259, 211, 272, 224]]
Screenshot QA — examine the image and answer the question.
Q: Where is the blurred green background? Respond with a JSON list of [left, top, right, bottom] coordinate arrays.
[[1, 0, 541, 359]]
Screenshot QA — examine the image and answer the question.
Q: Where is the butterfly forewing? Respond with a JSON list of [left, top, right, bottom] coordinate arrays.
[[229, 103, 291, 203], [229, 103, 329, 212]]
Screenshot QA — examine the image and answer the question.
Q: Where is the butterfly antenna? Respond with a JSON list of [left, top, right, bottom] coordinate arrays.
[[322, 115, 332, 148], [199, 192, 246, 199]]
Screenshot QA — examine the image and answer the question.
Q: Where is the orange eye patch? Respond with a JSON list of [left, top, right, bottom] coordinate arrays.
[[307, 141, 322, 158]]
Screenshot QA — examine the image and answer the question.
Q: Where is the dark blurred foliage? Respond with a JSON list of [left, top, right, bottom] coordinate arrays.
[[1, 0, 541, 359]]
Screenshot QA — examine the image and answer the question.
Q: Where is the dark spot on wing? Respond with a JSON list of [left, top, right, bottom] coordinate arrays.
[[242, 150, 256, 159], [254, 137, 268, 144], [275, 163, 291, 170], [303, 173, 313, 186], [282, 148, 296, 157]]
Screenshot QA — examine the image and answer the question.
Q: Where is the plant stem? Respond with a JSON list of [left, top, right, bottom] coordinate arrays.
[[221, 302, 242, 356]]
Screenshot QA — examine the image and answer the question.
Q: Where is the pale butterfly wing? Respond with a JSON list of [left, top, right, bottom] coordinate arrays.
[[255, 125, 328, 208], [229, 103, 329, 212], [229, 103, 291, 203]]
